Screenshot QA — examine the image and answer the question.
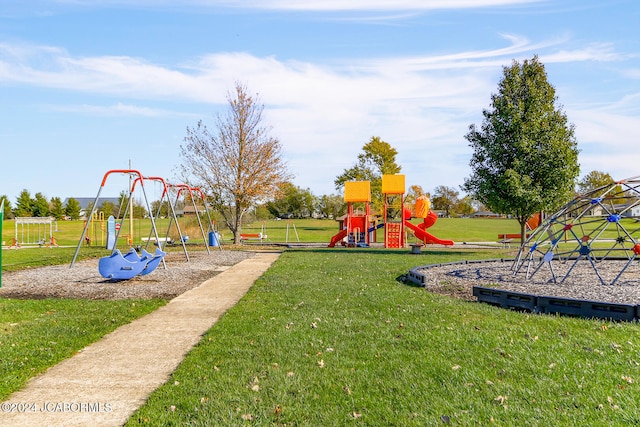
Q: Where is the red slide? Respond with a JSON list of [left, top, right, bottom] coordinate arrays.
[[328, 229, 348, 247], [404, 220, 454, 246]]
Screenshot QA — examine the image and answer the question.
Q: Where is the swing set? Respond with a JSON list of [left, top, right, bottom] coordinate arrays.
[[11, 216, 59, 248], [69, 169, 221, 279]]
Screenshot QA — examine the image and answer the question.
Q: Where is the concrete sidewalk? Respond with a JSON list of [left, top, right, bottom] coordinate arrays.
[[0, 252, 280, 427]]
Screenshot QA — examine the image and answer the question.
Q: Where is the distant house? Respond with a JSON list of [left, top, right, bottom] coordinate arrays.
[[471, 211, 503, 218], [182, 204, 205, 216], [616, 202, 640, 218]]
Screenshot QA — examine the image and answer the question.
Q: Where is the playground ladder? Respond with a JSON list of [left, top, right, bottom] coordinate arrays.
[[385, 222, 404, 248]]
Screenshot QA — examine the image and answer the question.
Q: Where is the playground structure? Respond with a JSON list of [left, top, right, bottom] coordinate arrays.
[[513, 175, 640, 286], [328, 181, 377, 247], [70, 169, 220, 280], [166, 183, 220, 257], [329, 174, 454, 248], [10, 216, 59, 248]]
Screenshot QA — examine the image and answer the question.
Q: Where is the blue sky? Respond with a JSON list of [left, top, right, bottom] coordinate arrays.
[[1, 0, 639, 204]]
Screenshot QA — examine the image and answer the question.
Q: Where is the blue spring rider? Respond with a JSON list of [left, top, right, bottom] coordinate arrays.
[[98, 248, 166, 280]]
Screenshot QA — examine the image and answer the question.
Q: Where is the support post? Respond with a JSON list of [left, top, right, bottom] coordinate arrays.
[[0, 199, 4, 287]]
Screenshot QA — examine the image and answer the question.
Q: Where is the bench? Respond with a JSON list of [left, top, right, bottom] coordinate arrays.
[[497, 233, 527, 240], [240, 233, 266, 242], [497, 233, 529, 248], [140, 237, 173, 245]]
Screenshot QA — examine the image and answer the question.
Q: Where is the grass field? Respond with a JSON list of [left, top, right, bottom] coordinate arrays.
[[126, 249, 640, 426], [2, 218, 640, 425], [5, 215, 638, 249], [2, 216, 525, 248], [0, 298, 166, 400]]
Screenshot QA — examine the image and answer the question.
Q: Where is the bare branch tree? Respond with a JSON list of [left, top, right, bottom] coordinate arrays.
[[181, 82, 292, 243]]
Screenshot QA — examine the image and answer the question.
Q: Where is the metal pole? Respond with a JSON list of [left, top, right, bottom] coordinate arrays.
[[129, 160, 134, 246], [0, 199, 4, 287]]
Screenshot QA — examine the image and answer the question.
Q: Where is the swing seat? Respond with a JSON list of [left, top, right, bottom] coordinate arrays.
[[122, 247, 166, 276], [140, 248, 166, 275], [98, 249, 148, 280]]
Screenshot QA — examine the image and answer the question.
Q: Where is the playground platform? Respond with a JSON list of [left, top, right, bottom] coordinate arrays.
[[0, 252, 280, 427]]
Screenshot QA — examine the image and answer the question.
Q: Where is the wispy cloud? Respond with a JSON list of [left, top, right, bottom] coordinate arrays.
[[0, 28, 635, 192], [44, 102, 198, 117], [49, 0, 541, 11]]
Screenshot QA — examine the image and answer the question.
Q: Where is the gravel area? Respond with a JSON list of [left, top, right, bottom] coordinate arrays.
[[415, 258, 640, 305], [0, 250, 256, 300]]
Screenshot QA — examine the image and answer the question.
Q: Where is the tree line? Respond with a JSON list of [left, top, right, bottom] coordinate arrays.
[[0, 190, 148, 221], [1, 57, 630, 245]]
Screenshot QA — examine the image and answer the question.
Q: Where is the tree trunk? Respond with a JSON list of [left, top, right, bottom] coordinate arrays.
[[519, 219, 527, 246]]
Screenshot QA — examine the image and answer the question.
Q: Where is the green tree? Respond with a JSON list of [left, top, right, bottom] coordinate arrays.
[[32, 192, 50, 217], [577, 171, 615, 196], [462, 56, 580, 243], [181, 82, 292, 244], [317, 193, 346, 219], [50, 197, 65, 220], [101, 200, 117, 218], [65, 198, 82, 220], [431, 185, 459, 217], [267, 183, 316, 218], [454, 195, 475, 217], [334, 136, 401, 211], [15, 189, 33, 217], [150, 200, 170, 218]]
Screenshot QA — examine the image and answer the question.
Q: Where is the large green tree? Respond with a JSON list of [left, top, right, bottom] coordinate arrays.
[[32, 192, 50, 217], [462, 56, 580, 242], [577, 170, 633, 204], [432, 185, 461, 218], [577, 170, 615, 195], [334, 136, 401, 211], [50, 197, 65, 220], [14, 189, 33, 217], [266, 183, 316, 219], [317, 193, 346, 219], [181, 82, 291, 244], [64, 198, 82, 220]]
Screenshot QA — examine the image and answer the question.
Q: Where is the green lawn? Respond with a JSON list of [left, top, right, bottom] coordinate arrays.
[[3, 215, 637, 249], [0, 298, 166, 400], [2, 217, 525, 249], [127, 249, 640, 426], [2, 218, 640, 425]]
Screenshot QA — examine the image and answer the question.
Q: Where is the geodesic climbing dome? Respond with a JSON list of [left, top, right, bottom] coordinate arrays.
[[513, 176, 640, 286]]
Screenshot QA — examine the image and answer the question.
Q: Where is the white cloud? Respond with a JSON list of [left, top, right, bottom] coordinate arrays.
[[45, 102, 197, 117], [0, 31, 634, 195], [50, 0, 541, 11]]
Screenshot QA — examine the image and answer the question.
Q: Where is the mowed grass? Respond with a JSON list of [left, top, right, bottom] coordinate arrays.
[[127, 249, 640, 426], [0, 298, 166, 400], [2, 217, 525, 248], [4, 215, 638, 250]]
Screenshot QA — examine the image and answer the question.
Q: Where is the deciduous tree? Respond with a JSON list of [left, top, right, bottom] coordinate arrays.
[[462, 56, 580, 243], [181, 82, 291, 243], [335, 136, 401, 211], [577, 170, 615, 196], [432, 185, 459, 217], [317, 193, 345, 219], [267, 183, 316, 219]]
